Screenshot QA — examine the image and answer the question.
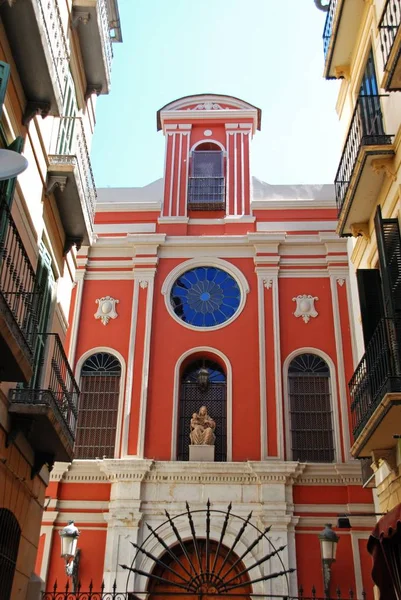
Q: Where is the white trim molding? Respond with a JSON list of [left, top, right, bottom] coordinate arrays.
[[75, 347, 127, 459], [170, 346, 233, 461], [282, 347, 342, 464], [190, 139, 226, 153], [161, 257, 250, 332]]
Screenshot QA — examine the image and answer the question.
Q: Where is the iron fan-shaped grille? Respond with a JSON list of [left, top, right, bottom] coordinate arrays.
[[288, 354, 334, 462], [288, 353, 329, 375], [122, 501, 293, 596], [178, 360, 226, 462], [81, 352, 122, 376], [75, 353, 122, 459]]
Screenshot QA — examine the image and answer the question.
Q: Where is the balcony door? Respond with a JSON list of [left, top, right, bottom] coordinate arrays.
[[359, 50, 385, 140], [188, 144, 225, 210]]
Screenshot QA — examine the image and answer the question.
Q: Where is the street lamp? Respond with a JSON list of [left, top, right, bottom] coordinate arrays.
[[60, 521, 80, 590], [318, 523, 339, 598], [0, 148, 28, 180]]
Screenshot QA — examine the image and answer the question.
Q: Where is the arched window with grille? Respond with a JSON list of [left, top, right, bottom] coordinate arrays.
[[75, 352, 122, 459], [0, 508, 21, 600], [288, 353, 335, 462], [177, 359, 226, 461]]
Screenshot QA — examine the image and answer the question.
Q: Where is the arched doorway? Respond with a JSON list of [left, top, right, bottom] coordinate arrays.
[[177, 359, 226, 461], [148, 539, 252, 600]]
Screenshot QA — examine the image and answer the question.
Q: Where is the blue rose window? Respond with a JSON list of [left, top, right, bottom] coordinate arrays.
[[170, 267, 241, 327]]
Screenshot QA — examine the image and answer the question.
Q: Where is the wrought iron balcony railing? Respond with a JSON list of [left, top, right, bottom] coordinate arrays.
[[38, 0, 69, 102], [188, 177, 225, 211], [334, 95, 392, 216], [350, 316, 401, 438], [49, 117, 97, 228], [99, 0, 114, 88], [0, 201, 40, 355], [10, 333, 80, 446], [379, 0, 401, 70], [323, 0, 339, 59]]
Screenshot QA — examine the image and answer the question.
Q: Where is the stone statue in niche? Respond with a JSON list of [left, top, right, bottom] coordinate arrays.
[[190, 406, 216, 445]]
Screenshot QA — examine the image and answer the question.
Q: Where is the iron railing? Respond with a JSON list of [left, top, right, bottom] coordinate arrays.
[[323, 0, 339, 59], [379, 0, 401, 70], [350, 316, 401, 438], [37, 0, 69, 102], [43, 580, 368, 600], [49, 117, 97, 228], [98, 0, 114, 88], [188, 177, 225, 210], [334, 95, 392, 216], [0, 201, 40, 355], [9, 333, 80, 444]]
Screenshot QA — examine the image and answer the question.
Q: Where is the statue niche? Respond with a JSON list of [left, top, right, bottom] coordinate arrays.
[[190, 406, 216, 446]]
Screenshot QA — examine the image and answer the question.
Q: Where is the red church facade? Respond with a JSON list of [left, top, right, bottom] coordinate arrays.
[[37, 95, 375, 598]]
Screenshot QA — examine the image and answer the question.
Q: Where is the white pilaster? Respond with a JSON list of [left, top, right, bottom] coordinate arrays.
[[122, 278, 140, 457], [68, 270, 85, 367], [137, 271, 156, 458], [329, 272, 351, 461]]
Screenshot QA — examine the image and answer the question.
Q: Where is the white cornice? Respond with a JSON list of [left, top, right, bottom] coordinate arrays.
[[161, 109, 258, 133], [252, 200, 336, 209], [96, 202, 161, 212]]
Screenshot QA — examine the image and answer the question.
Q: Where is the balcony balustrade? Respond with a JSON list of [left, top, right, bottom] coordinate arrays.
[[48, 117, 97, 248], [379, 0, 401, 90], [350, 316, 401, 457], [187, 177, 225, 211], [9, 333, 80, 465], [0, 0, 69, 117], [335, 95, 393, 236], [322, 0, 365, 79], [0, 202, 41, 383], [72, 0, 116, 95]]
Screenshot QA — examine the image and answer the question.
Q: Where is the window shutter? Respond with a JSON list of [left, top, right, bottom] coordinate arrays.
[[192, 151, 223, 177], [357, 269, 384, 347], [29, 244, 54, 389], [0, 61, 10, 118], [375, 206, 401, 317], [0, 136, 24, 207]]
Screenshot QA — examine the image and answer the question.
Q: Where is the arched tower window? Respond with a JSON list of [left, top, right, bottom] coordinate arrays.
[[188, 143, 225, 211], [288, 353, 334, 462], [75, 352, 121, 459], [0, 508, 21, 600], [178, 359, 226, 461]]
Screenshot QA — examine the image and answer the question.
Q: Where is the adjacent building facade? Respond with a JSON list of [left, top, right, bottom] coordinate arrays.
[[35, 94, 376, 598], [321, 1, 401, 598], [0, 1, 121, 598]]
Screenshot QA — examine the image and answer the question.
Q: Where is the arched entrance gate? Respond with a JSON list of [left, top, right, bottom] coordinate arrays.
[[123, 502, 293, 600]]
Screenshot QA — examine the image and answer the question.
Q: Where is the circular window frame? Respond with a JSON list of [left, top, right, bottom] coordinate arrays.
[[161, 258, 249, 332]]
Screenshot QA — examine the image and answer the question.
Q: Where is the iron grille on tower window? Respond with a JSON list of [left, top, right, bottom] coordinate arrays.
[[0, 508, 21, 600], [74, 353, 121, 459], [188, 150, 225, 210], [288, 354, 335, 463], [178, 359, 227, 461]]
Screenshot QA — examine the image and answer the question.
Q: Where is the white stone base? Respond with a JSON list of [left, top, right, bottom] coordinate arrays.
[[189, 445, 215, 462]]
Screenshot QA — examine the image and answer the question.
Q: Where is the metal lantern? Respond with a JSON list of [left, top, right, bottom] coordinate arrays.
[[318, 523, 339, 562], [59, 520, 80, 561], [197, 367, 209, 391]]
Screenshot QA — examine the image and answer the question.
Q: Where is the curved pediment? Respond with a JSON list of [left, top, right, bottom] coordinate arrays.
[[157, 93, 261, 130]]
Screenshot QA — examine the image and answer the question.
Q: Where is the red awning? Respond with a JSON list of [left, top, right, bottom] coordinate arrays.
[[367, 505, 401, 600], [368, 504, 401, 543]]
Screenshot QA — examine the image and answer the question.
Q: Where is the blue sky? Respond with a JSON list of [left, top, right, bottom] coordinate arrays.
[[91, 0, 341, 188]]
